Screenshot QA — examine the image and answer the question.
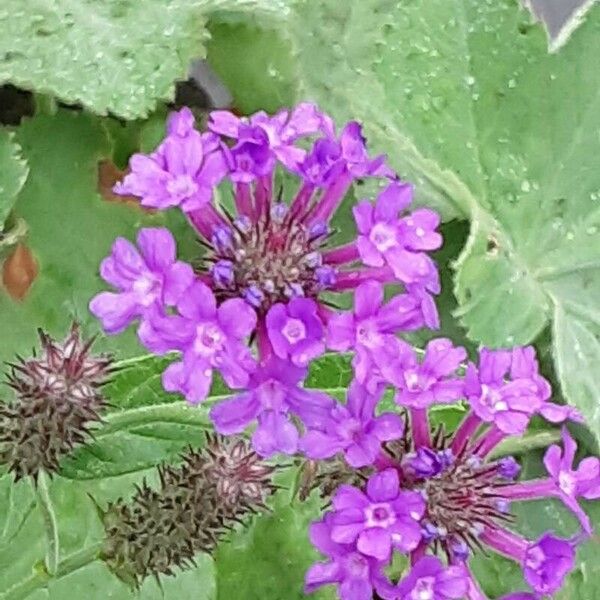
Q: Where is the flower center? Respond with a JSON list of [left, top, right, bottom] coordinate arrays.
[[282, 318, 307, 344], [418, 443, 512, 559], [412, 577, 435, 600], [207, 212, 334, 311], [558, 471, 577, 496], [345, 553, 369, 578], [369, 222, 397, 252], [356, 319, 382, 349], [167, 174, 198, 201], [194, 323, 225, 357], [525, 546, 545, 570], [365, 503, 396, 528], [480, 384, 508, 411], [133, 273, 161, 306], [404, 369, 434, 392]]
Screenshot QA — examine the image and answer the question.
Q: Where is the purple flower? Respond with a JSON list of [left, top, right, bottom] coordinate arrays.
[[404, 447, 454, 479], [300, 381, 404, 467], [301, 121, 391, 187], [89, 227, 194, 334], [395, 556, 468, 600], [265, 298, 325, 367], [305, 513, 394, 600], [209, 356, 335, 457], [544, 428, 600, 500], [353, 182, 441, 293], [114, 108, 227, 211], [329, 469, 425, 561], [391, 338, 466, 409], [464, 347, 550, 435], [140, 281, 256, 403], [523, 534, 575, 595], [327, 280, 436, 387], [209, 103, 324, 180]]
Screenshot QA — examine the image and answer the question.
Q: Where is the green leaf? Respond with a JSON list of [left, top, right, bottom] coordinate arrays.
[[0, 109, 196, 364], [207, 21, 296, 114], [0, 1, 207, 119], [0, 129, 28, 231], [286, 0, 600, 440], [214, 469, 333, 600], [0, 473, 216, 600]]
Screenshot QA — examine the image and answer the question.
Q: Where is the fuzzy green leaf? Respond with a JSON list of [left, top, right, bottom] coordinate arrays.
[[0, 0, 207, 119], [0, 130, 28, 231], [286, 0, 600, 440]]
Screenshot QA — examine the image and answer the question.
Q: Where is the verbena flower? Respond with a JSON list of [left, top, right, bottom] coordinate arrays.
[[209, 356, 334, 457], [394, 556, 468, 600], [89, 227, 194, 335], [300, 381, 404, 467], [140, 280, 257, 403], [266, 297, 325, 367], [91, 104, 598, 599], [114, 108, 227, 210]]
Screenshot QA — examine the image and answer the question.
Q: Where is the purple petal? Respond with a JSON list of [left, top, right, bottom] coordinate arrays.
[[437, 565, 469, 598], [209, 392, 260, 435], [330, 509, 365, 544], [177, 280, 217, 320], [354, 280, 384, 319], [167, 107, 196, 136], [366, 468, 399, 502], [305, 561, 342, 592], [333, 485, 369, 511], [136, 227, 176, 271], [543, 444, 562, 478], [339, 578, 373, 600], [252, 411, 299, 457], [353, 201, 374, 235], [356, 236, 385, 266], [163, 261, 195, 305], [218, 298, 257, 339], [327, 312, 356, 351], [208, 110, 241, 137], [301, 430, 342, 460], [371, 414, 404, 442], [357, 528, 391, 561], [89, 292, 139, 334], [374, 181, 413, 222]]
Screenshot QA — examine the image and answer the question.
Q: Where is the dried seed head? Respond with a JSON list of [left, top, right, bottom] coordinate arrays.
[[0, 323, 112, 480], [102, 434, 277, 588]]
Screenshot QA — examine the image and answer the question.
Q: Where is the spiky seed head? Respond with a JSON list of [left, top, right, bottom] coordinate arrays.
[[0, 323, 112, 480], [102, 434, 277, 588]]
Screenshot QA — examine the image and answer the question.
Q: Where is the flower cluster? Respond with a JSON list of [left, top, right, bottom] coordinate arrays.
[[90, 105, 599, 599]]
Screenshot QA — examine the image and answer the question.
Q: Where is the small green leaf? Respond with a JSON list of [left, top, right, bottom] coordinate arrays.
[[0, 129, 28, 231], [0, 0, 207, 119]]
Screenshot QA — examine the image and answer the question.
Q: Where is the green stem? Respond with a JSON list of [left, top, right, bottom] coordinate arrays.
[[1, 542, 102, 600], [490, 430, 561, 458], [97, 402, 213, 436], [33, 472, 59, 575]]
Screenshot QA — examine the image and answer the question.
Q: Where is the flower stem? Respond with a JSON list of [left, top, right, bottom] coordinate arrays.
[[410, 408, 431, 448], [33, 471, 59, 576]]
